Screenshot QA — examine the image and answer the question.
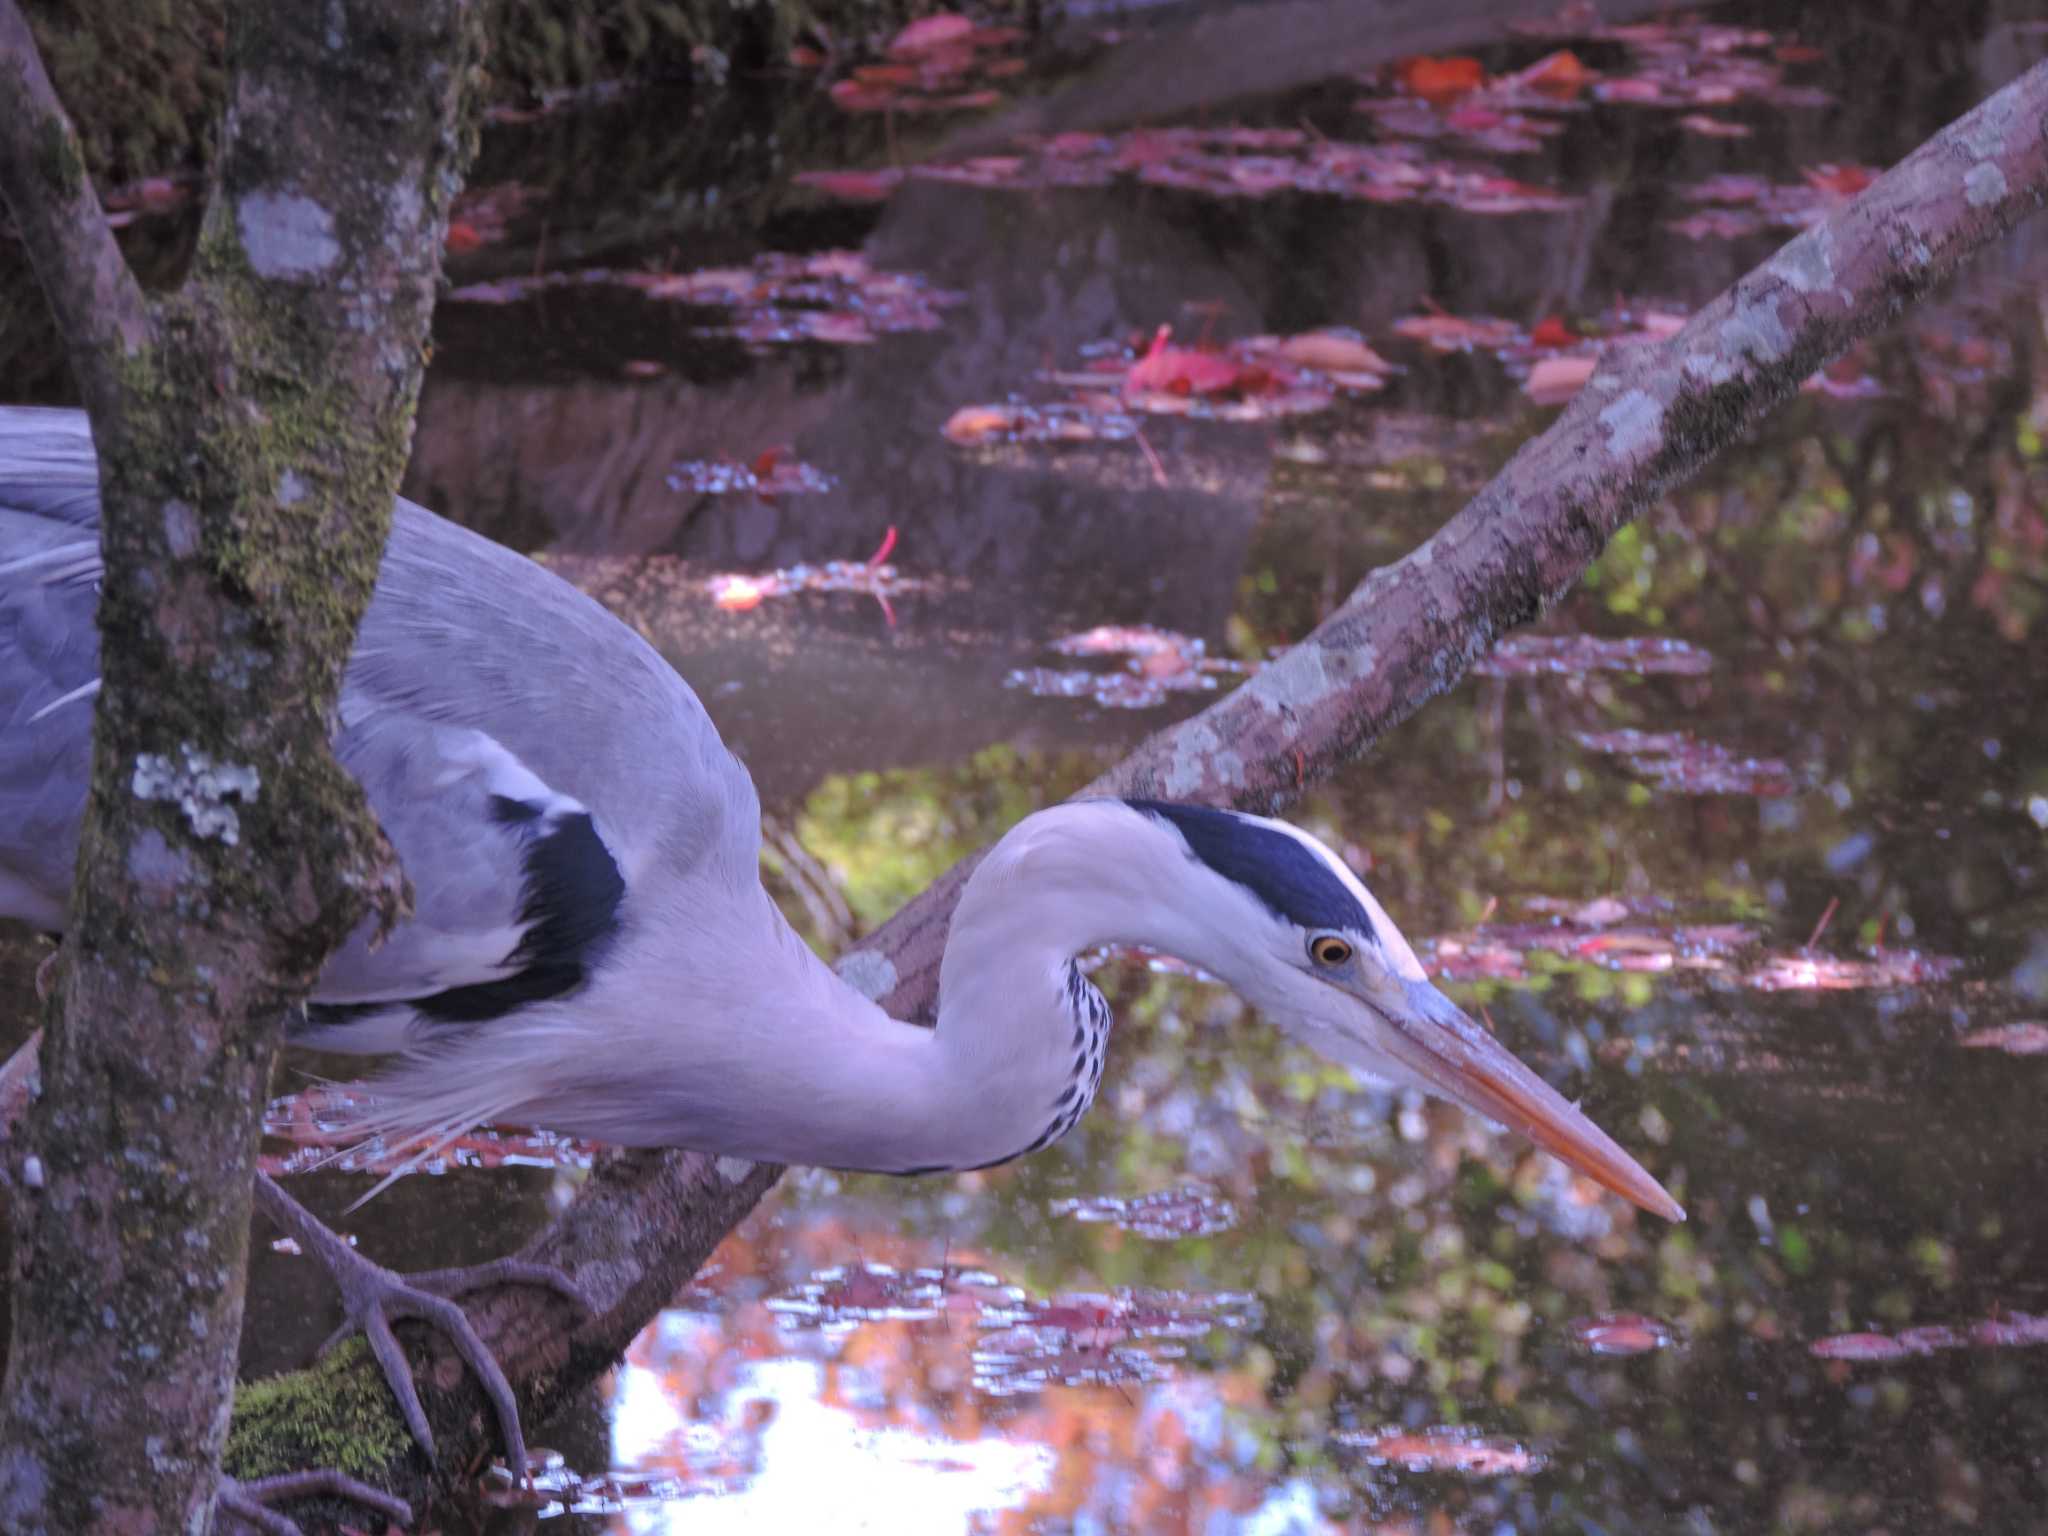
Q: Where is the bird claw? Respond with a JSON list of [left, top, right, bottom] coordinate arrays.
[[404, 1255, 597, 1315], [217, 1470, 411, 1536], [310, 1250, 548, 1477], [257, 1174, 587, 1482]]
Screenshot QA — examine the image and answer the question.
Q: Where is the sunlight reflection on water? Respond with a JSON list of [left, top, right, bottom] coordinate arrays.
[[612, 1315, 1057, 1532]]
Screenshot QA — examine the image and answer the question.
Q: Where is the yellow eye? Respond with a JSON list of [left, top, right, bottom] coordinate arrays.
[[1309, 935, 1353, 967]]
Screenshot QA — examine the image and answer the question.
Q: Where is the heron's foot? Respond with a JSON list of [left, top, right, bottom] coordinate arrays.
[[254, 1173, 591, 1482], [217, 1470, 411, 1536]]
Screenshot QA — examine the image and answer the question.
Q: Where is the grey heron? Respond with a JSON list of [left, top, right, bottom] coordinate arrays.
[[0, 404, 1680, 1488]]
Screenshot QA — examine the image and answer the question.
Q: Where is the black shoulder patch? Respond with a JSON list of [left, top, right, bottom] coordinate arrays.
[[1124, 798, 1377, 940], [488, 793, 543, 825], [414, 807, 627, 1025]]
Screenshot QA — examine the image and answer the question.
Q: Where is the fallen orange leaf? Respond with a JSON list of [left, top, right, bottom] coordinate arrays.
[[888, 13, 974, 57], [1678, 112, 1753, 139], [1275, 330, 1391, 374], [1803, 163, 1875, 200], [1525, 353, 1597, 404], [1392, 311, 1519, 352], [828, 79, 896, 112], [1514, 49, 1593, 96], [1126, 325, 1242, 396], [942, 404, 1017, 444], [792, 169, 901, 202], [1397, 54, 1485, 104]]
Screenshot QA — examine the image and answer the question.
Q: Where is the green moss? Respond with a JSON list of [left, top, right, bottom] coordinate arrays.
[[24, 0, 224, 186], [35, 115, 87, 198], [224, 1342, 413, 1483], [89, 297, 405, 973]]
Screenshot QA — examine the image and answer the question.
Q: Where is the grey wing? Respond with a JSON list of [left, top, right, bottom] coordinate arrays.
[[356, 496, 760, 895], [304, 715, 628, 1051], [0, 512, 99, 930], [0, 510, 633, 1044], [0, 405, 758, 1035], [0, 408, 102, 529]]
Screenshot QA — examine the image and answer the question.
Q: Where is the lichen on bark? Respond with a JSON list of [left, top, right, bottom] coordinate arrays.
[[0, 1, 485, 1531]]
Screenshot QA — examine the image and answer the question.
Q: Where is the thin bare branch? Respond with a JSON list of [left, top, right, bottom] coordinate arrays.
[[0, 0, 151, 397]]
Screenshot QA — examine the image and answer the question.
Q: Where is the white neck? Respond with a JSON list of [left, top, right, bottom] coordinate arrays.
[[599, 801, 1221, 1172]]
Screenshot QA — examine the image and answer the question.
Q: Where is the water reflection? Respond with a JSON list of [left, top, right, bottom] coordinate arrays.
[[7, 1, 2048, 1531]]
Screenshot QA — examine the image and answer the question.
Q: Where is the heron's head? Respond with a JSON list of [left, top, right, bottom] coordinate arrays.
[[1120, 800, 1683, 1222]]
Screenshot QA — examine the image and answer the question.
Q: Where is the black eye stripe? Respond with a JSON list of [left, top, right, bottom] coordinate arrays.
[[1126, 799, 1381, 943]]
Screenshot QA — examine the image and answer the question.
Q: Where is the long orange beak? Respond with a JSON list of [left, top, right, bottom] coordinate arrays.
[[1377, 979, 1684, 1222]]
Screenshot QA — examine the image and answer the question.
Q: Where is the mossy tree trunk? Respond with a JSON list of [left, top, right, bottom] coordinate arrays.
[[0, 2, 481, 1530]]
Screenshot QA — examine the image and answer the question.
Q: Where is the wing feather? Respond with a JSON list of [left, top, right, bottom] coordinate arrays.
[[0, 405, 751, 1040]]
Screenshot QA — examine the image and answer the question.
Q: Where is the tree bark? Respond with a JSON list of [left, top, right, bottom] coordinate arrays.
[[217, 54, 2048, 1529], [0, 2, 481, 1531]]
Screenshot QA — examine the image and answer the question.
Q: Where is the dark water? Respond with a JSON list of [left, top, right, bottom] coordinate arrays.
[[13, 2, 2048, 1531]]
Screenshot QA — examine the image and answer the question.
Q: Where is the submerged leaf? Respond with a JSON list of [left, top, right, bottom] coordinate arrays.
[[1572, 1312, 1679, 1355], [1340, 1426, 1544, 1476]]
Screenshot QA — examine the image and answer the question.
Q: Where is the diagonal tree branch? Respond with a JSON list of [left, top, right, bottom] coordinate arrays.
[[236, 54, 2048, 1528], [0, 1, 151, 394], [850, 54, 2048, 1031]]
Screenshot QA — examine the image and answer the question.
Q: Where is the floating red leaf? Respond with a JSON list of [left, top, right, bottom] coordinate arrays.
[[973, 1286, 1258, 1395], [1678, 112, 1754, 138], [1397, 54, 1487, 104], [1009, 624, 1249, 711], [1340, 1426, 1544, 1476], [1393, 311, 1522, 352], [1813, 1313, 2048, 1363], [1524, 352, 1597, 404], [1957, 1023, 2048, 1055], [1574, 728, 1799, 797], [1472, 633, 1715, 677], [448, 251, 961, 351], [827, 78, 895, 113], [1802, 162, 1876, 200], [1511, 48, 1594, 96], [942, 400, 1138, 446], [1051, 1186, 1240, 1239], [667, 453, 834, 500], [1746, 949, 1962, 991], [1274, 329, 1392, 374], [1125, 325, 1244, 396], [887, 13, 975, 57], [1811, 1332, 1914, 1362], [1572, 1312, 1679, 1355]]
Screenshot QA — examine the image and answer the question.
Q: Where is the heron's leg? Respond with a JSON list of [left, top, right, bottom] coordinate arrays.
[[253, 1172, 592, 1481], [216, 1470, 411, 1536]]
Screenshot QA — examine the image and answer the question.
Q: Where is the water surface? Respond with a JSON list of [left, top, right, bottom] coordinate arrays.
[[11, 2, 2048, 1531]]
